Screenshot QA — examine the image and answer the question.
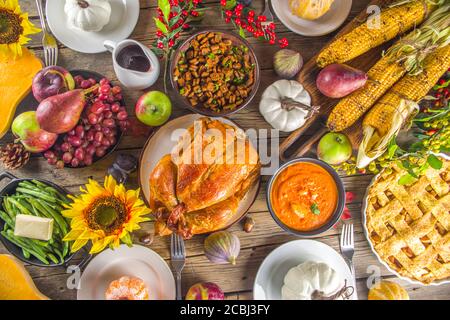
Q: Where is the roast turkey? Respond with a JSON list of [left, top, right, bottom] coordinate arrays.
[[149, 118, 260, 238]]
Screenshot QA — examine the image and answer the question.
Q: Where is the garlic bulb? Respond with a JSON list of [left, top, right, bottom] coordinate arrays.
[[64, 0, 112, 32]]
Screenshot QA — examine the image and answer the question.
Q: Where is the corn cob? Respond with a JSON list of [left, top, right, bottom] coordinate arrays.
[[356, 44, 450, 168], [316, 0, 436, 68], [363, 45, 450, 136], [327, 55, 407, 132]]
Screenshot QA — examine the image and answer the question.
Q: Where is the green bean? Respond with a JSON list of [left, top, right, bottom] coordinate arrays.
[[1, 231, 49, 264], [29, 199, 64, 236], [3, 197, 16, 220], [14, 197, 34, 214], [52, 247, 64, 263], [8, 198, 32, 215], [15, 187, 56, 203], [22, 248, 31, 259], [31, 179, 50, 189], [47, 253, 59, 264], [0, 210, 14, 229], [39, 200, 68, 234]]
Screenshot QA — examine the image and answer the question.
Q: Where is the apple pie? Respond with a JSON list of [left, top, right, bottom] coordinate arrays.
[[365, 157, 450, 284]]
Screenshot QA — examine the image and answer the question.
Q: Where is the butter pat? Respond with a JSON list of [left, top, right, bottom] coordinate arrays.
[[14, 214, 53, 241]]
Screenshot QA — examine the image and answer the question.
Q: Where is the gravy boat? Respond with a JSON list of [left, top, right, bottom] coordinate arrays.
[[104, 39, 160, 90]]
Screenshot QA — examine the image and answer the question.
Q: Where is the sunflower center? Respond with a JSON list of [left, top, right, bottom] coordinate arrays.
[[0, 8, 23, 44], [86, 196, 128, 234]]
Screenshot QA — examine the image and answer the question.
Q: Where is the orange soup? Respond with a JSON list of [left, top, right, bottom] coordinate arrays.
[[271, 162, 338, 232]]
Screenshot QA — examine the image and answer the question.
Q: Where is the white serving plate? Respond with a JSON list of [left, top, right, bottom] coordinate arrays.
[[77, 245, 175, 300], [139, 114, 261, 233], [46, 0, 140, 54], [362, 153, 450, 286], [253, 239, 356, 300], [272, 0, 353, 37]]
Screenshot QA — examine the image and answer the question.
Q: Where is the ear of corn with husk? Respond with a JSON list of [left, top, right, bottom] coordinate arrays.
[[327, 5, 450, 132], [316, 0, 440, 68], [357, 44, 450, 168]]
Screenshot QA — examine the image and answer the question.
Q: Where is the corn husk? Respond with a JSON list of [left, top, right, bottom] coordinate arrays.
[[356, 99, 419, 168]]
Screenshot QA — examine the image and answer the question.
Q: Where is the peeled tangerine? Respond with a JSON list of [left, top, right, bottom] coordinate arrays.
[[368, 281, 409, 300], [289, 0, 335, 20], [0, 254, 48, 300]]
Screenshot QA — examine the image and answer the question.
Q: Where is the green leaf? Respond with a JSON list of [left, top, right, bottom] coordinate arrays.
[[427, 154, 443, 170], [310, 203, 320, 215], [388, 144, 398, 159], [158, 0, 171, 22], [239, 26, 246, 39], [398, 174, 416, 185], [225, 0, 237, 9], [154, 17, 168, 34]]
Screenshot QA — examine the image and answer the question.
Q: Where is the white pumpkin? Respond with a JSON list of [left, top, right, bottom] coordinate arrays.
[[259, 80, 318, 132], [64, 0, 112, 32], [281, 261, 345, 300]]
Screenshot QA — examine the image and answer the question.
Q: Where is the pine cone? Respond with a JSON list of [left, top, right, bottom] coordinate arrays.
[[0, 143, 31, 170]]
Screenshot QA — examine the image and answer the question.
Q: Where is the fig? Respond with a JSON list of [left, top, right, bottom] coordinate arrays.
[[185, 282, 225, 300], [316, 64, 367, 98], [204, 231, 240, 265], [317, 132, 353, 165], [274, 49, 303, 79], [32, 66, 75, 102]]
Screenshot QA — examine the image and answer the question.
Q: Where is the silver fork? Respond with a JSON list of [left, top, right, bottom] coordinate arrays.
[[36, 0, 58, 66], [340, 223, 358, 300], [171, 233, 186, 300], [261, 0, 275, 41]]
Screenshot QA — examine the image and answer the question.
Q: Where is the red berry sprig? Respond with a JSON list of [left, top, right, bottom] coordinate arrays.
[[221, 1, 288, 48], [153, 0, 203, 53]]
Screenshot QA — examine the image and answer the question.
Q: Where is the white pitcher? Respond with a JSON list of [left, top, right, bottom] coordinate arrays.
[[104, 39, 160, 90]]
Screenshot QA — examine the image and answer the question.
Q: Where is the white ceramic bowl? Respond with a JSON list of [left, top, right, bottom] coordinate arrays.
[[253, 239, 355, 300]]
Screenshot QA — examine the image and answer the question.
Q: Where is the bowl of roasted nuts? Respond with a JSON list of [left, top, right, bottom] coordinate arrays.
[[170, 30, 260, 116]]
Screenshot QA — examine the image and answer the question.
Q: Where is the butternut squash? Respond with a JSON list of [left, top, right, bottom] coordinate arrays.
[[0, 48, 43, 139], [0, 254, 48, 300]]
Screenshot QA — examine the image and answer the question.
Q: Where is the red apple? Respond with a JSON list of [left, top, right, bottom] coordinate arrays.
[[135, 91, 172, 127], [185, 282, 224, 300], [32, 66, 75, 102], [12, 111, 58, 153]]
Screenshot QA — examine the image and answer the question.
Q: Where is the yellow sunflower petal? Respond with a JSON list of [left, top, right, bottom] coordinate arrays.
[[71, 238, 89, 253], [90, 236, 116, 254]]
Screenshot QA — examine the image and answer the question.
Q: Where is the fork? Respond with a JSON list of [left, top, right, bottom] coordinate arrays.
[[36, 0, 58, 66], [171, 233, 186, 300], [340, 223, 358, 300], [260, 0, 275, 41]]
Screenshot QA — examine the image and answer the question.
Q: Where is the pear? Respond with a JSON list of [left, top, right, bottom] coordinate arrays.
[[36, 86, 97, 134]]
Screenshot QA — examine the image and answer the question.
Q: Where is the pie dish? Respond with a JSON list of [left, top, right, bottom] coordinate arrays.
[[364, 155, 450, 285], [147, 116, 261, 239]]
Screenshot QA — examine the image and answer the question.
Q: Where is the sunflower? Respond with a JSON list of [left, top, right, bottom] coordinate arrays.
[[63, 176, 151, 254], [0, 0, 40, 58]]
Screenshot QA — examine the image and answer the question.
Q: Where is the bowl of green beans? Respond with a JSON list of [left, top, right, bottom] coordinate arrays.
[[0, 172, 74, 267]]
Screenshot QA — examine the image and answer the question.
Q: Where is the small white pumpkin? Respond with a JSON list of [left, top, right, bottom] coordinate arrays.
[[259, 80, 319, 132], [64, 0, 112, 32], [282, 261, 349, 300]]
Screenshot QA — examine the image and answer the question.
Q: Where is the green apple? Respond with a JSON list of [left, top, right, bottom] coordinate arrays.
[[135, 91, 172, 127], [317, 132, 353, 165]]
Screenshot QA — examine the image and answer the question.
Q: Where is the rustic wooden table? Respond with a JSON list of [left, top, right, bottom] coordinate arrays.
[[1, 0, 449, 300]]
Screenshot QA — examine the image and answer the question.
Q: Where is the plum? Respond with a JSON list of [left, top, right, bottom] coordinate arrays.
[[32, 66, 75, 102], [316, 64, 367, 98]]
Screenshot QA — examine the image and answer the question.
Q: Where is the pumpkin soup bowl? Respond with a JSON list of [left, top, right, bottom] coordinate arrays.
[[266, 158, 345, 237]]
